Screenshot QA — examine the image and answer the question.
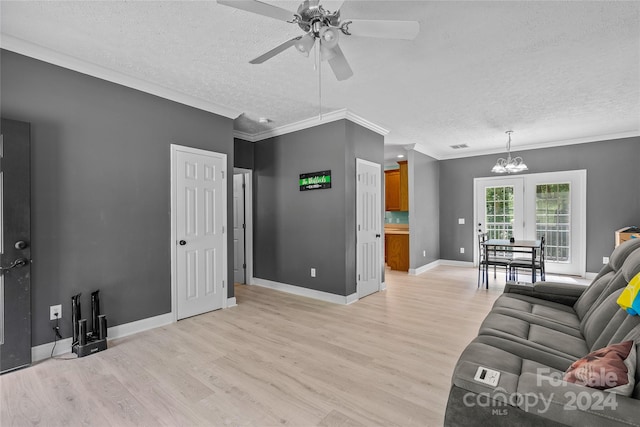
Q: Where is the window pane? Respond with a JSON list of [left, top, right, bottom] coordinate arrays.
[[536, 183, 571, 263], [485, 186, 515, 246]]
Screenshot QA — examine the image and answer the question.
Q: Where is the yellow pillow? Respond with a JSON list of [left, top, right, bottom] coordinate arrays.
[[617, 272, 640, 315]]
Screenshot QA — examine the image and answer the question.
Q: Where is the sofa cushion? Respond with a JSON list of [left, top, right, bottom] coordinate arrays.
[[564, 340, 636, 396], [579, 249, 640, 330], [575, 239, 640, 319], [479, 312, 588, 359], [572, 271, 617, 319], [491, 293, 581, 329], [471, 335, 575, 372]]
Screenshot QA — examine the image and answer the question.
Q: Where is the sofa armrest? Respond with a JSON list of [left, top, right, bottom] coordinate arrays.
[[504, 281, 586, 306], [504, 281, 535, 294]]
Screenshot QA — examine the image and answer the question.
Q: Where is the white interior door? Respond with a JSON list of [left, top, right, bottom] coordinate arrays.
[[1, 119, 32, 373], [356, 159, 382, 299], [233, 173, 246, 284], [173, 145, 226, 320]]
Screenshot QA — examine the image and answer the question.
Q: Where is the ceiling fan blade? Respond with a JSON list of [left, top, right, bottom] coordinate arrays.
[[249, 36, 302, 64], [327, 45, 353, 81], [342, 19, 420, 40], [217, 0, 295, 22]]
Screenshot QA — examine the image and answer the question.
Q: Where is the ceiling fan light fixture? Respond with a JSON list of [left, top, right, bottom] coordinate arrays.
[[319, 26, 339, 49], [294, 33, 315, 56], [219, 0, 420, 81]]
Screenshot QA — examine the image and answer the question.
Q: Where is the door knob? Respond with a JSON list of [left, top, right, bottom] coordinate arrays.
[[375, 234, 381, 238], [0, 258, 29, 274], [179, 240, 187, 246], [15, 240, 28, 250]]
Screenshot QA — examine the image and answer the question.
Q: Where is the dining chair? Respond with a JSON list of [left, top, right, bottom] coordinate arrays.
[[509, 236, 546, 281], [477, 232, 511, 288]]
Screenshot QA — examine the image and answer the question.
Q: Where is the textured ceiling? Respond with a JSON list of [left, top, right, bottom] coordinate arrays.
[[1, 1, 639, 160]]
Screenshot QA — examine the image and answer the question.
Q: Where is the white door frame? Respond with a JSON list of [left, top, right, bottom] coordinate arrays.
[[234, 167, 253, 285], [356, 158, 383, 298], [473, 170, 587, 276], [473, 176, 525, 265], [170, 144, 228, 322]]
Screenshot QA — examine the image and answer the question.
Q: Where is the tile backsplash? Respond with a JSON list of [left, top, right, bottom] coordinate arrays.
[[385, 211, 409, 224]]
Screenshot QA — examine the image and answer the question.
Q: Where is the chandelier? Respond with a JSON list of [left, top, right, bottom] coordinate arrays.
[[491, 131, 528, 174]]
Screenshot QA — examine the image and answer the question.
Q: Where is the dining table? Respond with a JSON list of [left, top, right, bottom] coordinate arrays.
[[482, 239, 543, 283]]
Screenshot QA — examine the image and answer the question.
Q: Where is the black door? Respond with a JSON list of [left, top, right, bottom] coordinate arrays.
[[1, 118, 32, 373]]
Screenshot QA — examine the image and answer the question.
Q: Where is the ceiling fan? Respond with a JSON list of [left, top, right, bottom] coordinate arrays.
[[218, 0, 420, 81]]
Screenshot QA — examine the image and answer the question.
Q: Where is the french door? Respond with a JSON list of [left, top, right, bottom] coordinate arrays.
[[475, 170, 586, 276]]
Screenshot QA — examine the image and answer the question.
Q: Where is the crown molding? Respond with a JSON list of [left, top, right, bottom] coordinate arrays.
[[233, 130, 256, 142], [436, 130, 640, 160], [1, 34, 242, 120], [233, 108, 389, 142], [404, 142, 441, 159], [392, 129, 640, 161]]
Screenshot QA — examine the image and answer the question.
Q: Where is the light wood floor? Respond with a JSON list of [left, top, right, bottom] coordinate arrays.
[[0, 266, 586, 426]]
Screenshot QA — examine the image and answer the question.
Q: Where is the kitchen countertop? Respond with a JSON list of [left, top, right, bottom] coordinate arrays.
[[385, 224, 409, 235]]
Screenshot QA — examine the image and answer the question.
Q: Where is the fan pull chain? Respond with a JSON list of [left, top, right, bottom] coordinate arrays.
[[318, 41, 322, 119]]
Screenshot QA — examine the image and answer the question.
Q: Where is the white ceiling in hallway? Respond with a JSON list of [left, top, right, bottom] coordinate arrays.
[[1, 1, 638, 160]]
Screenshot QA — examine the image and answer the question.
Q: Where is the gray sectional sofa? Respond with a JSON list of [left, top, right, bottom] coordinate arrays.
[[444, 238, 640, 426]]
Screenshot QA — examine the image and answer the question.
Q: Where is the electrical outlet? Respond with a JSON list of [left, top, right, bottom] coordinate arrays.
[[603, 256, 610, 264], [311, 268, 316, 278], [460, 247, 465, 254], [458, 218, 465, 225], [50, 304, 62, 320]]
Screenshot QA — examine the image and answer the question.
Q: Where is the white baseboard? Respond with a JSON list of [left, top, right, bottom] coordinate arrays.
[[409, 260, 441, 275], [438, 260, 475, 268], [346, 293, 359, 305], [380, 281, 387, 291], [252, 277, 357, 305], [32, 312, 174, 363], [227, 297, 237, 308], [33, 337, 74, 361]]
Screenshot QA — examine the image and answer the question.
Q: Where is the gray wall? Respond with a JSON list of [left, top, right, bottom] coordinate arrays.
[[1, 50, 235, 346], [408, 150, 440, 269], [439, 136, 640, 273], [234, 138, 254, 169], [345, 121, 385, 294], [253, 120, 383, 296]]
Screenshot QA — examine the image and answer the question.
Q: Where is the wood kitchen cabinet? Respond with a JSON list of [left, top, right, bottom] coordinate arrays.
[[384, 169, 400, 211], [385, 233, 409, 271], [398, 160, 408, 211], [384, 160, 408, 211]]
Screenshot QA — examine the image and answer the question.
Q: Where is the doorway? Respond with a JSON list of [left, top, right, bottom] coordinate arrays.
[[356, 158, 383, 299], [1, 118, 32, 373], [170, 145, 228, 320], [233, 168, 253, 286], [474, 170, 586, 276]]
